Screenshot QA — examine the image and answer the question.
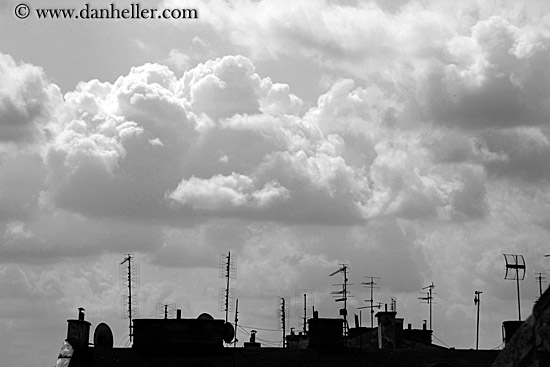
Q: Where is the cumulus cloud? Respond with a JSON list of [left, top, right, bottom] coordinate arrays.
[[0, 54, 61, 147], [479, 126, 550, 181], [173, 0, 550, 132], [425, 16, 550, 128]]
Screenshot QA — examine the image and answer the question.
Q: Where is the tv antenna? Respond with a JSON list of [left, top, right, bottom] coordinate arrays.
[[391, 297, 397, 312], [220, 252, 237, 323], [535, 272, 546, 298], [330, 265, 351, 336], [474, 291, 482, 350], [503, 254, 526, 321], [358, 276, 381, 328], [418, 282, 435, 330], [156, 303, 176, 319], [295, 289, 314, 334], [234, 299, 239, 348], [120, 254, 139, 342], [277, 297, 289, 348]]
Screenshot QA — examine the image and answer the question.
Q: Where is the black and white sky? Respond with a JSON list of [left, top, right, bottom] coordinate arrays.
[[1, 0, 550, 365]]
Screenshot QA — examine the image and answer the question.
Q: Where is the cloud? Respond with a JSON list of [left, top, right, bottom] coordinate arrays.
[[176, 1, 550, 132], [170, 173, 289, 211], [479, 126, 550, 181], [0, 53, 61, 147], [424, 16, 550, 128]]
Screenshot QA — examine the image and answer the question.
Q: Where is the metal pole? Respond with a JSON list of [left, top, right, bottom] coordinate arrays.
[[343, 267, 348, 336], [429, 287, 432, 330], [126, 255, 133, 342], [225, 252, 231, 323], [282, 298, 286, 348], [303, 293, 307, 334], [516, 265, 521, 321], [234, 299, 239, 348], [475, 291, 481, 350], [370, 278, 374, 328]]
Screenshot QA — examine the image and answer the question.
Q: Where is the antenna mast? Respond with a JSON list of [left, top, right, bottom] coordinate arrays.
[[503, 254, 526, 321], [156, 303, 175, 319], [303, 293, 307, 334], [220, 252, 236, 323], [234, 299, 239, 348], [295, 289, 313, 334], [418, 282, 435, 330], [330, 265, 351, 336], [280, 297, 286, 348], [358, 276, 380, 328], [474, 291, 482, 350], [120, 254, 139, 342]]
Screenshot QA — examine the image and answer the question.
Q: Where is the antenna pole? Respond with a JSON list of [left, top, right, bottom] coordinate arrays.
[[429, 285, 433, 330], [370, 278, 374, 327], [303, 293, 307, 334], [503, 254, 526, 322], [419, 283, 434, 331], [359, 276, 380, 328], [234, 299, 239, 348], [281, 297, 286, 348], [330, 265, 351, 337], [516, 258, 521, 321], [225, 252, 231, 323], [128, 255, 132, 340], [343, 266, 348, 336], [121, 254, 135, 342], [474, 291, 482, 350]]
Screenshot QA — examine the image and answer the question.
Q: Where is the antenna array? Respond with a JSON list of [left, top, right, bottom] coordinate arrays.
[[277, 297, 288, 348], [120, 254, 139, 342], [156, 303, 176, 319], [418, 282, 435, 331], [358, 276, 381, 328], [330, 265, 351, 336], [219, 252, 237, 323], [295, 289, 314, 334], [503, 254, 526, 321]]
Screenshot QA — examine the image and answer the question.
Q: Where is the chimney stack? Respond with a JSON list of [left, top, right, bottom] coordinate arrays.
[[66, 308, 91, 349], [376, 310, 397, 349]]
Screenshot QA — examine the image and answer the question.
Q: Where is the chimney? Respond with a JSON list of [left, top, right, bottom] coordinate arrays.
[[66, 308, 91, 349], [176, 309, 182, 319], [376, 310, 397, 349], [395, 318, 404, 348], [244, 330, 261, 348]]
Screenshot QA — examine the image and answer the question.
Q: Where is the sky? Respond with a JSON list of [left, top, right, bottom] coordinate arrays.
[[1, 0, 550, 365]]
